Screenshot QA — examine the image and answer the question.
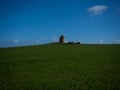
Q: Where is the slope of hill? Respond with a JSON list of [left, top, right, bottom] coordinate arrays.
[[0, 44, 120, 89]]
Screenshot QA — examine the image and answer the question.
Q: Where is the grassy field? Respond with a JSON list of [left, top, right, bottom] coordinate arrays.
[[0, 44, 120, 90]]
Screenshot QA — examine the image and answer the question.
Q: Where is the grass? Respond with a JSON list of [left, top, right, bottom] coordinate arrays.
[[0, 44, 120, 90]]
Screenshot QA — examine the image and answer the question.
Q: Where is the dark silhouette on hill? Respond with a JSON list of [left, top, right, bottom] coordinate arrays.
[[59, 35, 64, 43]]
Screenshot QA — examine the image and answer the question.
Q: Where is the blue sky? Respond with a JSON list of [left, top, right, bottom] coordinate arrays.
[[0, 0, 120, 47]]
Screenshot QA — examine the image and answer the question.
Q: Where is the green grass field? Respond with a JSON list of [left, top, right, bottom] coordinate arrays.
[[0, 44, 120, 90]]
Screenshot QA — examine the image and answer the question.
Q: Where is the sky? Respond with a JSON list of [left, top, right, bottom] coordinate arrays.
[[0, 0, 120, 47]]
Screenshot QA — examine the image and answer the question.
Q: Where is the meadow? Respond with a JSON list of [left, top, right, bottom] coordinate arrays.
[[0, 44, 120, 90]]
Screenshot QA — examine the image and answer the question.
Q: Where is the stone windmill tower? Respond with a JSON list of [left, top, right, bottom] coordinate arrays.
[[59, 35, 64, 43]]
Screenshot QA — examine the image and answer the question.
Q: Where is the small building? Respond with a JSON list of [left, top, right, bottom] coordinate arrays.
[[59, 35, 64, 43]]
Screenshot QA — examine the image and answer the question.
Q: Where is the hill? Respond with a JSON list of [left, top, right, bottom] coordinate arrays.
[[0, 44, 120, 89]]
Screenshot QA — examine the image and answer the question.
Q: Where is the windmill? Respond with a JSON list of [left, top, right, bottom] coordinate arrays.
[[59, 35, 64, 43]]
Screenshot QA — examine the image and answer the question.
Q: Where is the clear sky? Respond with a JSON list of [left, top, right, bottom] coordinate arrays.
[[0, 0, 120, 47]]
